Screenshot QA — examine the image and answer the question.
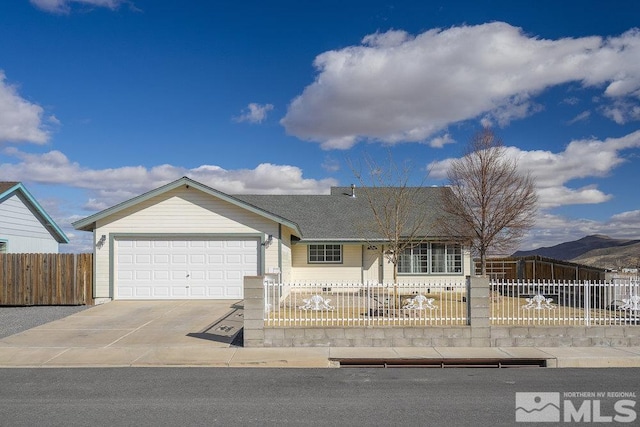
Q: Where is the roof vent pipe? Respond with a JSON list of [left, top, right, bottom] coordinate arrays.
[[350, 184, 356, 198]]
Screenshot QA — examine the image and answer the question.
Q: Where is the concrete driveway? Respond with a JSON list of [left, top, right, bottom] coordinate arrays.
[[0, 300, 246, 367]]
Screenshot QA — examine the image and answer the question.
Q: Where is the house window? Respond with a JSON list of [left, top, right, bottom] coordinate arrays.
[[0, 240, 6, 253], [308, 244, 342, 263], [399, 243, 462, 274], [398, 243, 429, 273]]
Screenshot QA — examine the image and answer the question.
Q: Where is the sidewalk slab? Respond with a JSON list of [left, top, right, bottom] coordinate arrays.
[[0, 329, 134, 348], [329, 347, 443, 361], [43, 347, 150, 367], [538, 347, 640, 368], [434, 347, 512, 359], [616, 346, 640, 356], [108, 329, 232, 348], [0, 347, 68, 367]]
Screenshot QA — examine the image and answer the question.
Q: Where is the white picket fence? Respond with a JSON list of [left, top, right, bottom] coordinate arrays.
[[263, 279, 640, 327], [264, 281, 468, 327], [490, 279, 640, 326]]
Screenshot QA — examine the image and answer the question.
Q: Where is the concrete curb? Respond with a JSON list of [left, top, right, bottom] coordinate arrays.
[[1, 346, 640, 368]]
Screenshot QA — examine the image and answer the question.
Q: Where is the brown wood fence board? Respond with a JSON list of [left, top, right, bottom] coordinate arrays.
[[0, 253, 94, 306]]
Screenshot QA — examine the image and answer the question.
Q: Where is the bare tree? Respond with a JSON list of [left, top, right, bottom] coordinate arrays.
[[441, 128, 538, 276], [351, 152, 433, 284]]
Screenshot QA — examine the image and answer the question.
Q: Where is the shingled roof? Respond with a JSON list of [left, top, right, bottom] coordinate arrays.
[[235, 186, 465, 242]]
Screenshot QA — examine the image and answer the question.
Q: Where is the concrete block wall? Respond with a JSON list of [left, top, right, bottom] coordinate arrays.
[[489, 326, 640, 347], [244, 276, 640, 348]]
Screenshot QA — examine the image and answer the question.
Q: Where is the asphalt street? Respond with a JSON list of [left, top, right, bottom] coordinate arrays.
[[1, 368, 638, 426]]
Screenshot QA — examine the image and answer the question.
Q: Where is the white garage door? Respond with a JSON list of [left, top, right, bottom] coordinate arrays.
[[116, 238, 258, 299]]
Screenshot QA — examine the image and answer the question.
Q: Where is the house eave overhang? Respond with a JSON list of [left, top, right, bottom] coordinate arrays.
[[0, 183, 69, 244], [71, 177, 303, 236], [293, 236, 473, 245]]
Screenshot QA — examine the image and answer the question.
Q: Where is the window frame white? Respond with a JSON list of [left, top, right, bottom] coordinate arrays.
[[308, 244, 343, 264], [398, 242, 462, 275]]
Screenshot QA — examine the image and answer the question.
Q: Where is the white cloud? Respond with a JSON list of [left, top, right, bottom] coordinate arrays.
[[0, 147, 338, 209], [282, 23, 640, 149], [234, 103, 274, 124], [30, 0, 126, 13], [567, 110, 591, 125], [601, 100, 640, 124], [321, 156, 341, 172], [0, 71, 50, 144], [562, 97, 581, 106], [429, 130, 640, 209], [425, 133, 455, 148]]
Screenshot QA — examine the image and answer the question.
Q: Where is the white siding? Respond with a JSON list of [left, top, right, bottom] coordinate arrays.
[[0, 194, 59, 253], [279, 228, 294, 283], [94, 187, 280, 298]]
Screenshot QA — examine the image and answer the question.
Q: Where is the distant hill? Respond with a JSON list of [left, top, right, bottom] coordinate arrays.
[[513, 235, 640, 263], [572, 241, 640, 270]]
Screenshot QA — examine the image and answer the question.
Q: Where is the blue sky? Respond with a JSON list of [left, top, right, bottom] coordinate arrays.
[[1, 0, 640, 253]]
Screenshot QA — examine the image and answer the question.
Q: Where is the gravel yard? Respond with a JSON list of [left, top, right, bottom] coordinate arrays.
[[0, 305, 91, 339]]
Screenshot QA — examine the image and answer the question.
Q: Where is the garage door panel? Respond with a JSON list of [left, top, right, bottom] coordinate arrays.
[[190, 254, 206, 264], [118, 254, 134, 264], [190, 270, 206, 280], [208, 270, 224, 280], [118, 270, 133, 280], [190, 286, 206, 297], [116, 238, 258, 300], [135, 254, 151, 264], [225, 254, 242, 264], [135, 270, 152, 280], [154, 270, 170, 280], [226, 270, 242, 280], [208, 254, 223, 263], [226, 287, 242, 298], [207, 286, 225, 297], [134, 286, 152, 297], [154, 254, 169, 263], [171, 270, 188, 280], [171, 254, 188, 264]]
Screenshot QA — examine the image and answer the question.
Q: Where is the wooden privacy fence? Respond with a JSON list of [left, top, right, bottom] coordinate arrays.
[[0, 253, 93, 306], [479, 256, 607, 281]]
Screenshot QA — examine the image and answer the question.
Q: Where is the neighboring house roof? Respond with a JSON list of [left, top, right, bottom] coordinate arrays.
[[0, 182, 69, 244], [71, 176, 303, 236], [235, 186, 467, 242]]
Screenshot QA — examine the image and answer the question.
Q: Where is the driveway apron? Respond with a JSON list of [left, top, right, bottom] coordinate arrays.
[[0, 300, 240, 367]]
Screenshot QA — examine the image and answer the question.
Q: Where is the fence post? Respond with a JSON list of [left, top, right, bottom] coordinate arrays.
[[243, 276, 266, 347], [584, 280, 591, 327], [469, 276, 491, 346]]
